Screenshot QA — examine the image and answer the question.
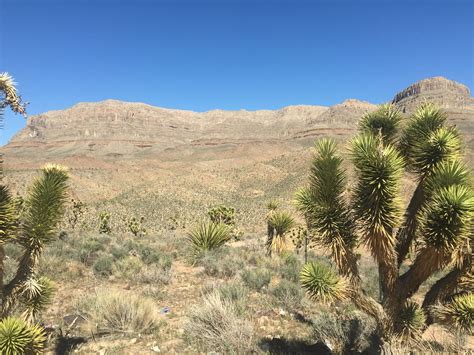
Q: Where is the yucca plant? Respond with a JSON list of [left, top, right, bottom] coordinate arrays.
[[0, 317, 45, 354], [296, 103, 474, 340], [187, 221, 231, 257], [433, 293, 473, 334], [0, 74, 69, 322], [266, 211, 295, 256]]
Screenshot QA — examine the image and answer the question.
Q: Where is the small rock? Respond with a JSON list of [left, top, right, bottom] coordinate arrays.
[[130, 338, 137, 344], [279, 308, 287, 316], [151, 345, 160, 352]]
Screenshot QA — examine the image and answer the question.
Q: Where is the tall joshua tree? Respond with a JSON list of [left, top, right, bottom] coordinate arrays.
[[0, 73, 69, 324], [296, 103, 473, 340]]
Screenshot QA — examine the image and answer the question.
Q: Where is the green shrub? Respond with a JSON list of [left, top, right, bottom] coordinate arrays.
[[110, 244, 129, 260], [200, 250, 244, 279], [113, 256, 143, 280], [78, 237, 105, 264], [128, 216, 146, 237], [279, 252, 302, 283], [241, 268, 272, 291], [92, 254, 114, 277], [270, 279, 303, 311], [136, 265, 172, 285], [216, 282, 248, 315]]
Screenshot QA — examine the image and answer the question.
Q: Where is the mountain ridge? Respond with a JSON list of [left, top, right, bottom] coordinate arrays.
[[3, 76, 473, 167]]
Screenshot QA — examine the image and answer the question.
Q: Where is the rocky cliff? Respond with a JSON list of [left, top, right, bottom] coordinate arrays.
[[3, 77, 473, 165]]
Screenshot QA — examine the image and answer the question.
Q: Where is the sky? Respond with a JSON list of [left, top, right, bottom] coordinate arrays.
[[0, 0, 473, 145]]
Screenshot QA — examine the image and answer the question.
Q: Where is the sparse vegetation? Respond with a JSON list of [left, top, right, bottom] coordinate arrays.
[[1, 72, 471, 353]]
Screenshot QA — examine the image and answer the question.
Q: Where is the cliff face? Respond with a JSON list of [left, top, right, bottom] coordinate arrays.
[[3, 77, 473, 165], [392, 76, 473, 111]]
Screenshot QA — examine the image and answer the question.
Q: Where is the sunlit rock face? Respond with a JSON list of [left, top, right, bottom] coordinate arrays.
[[3, 77, 473, 165]]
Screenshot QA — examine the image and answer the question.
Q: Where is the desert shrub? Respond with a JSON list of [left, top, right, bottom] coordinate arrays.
[[135, 265, 172, 285], [310, 309, 377, 353], [199, 249, 244, 279], [37, 254, 66, 279], [113, 256, 143, 280], [279, 252, 302, 282], [78, 237, 105, 264], [215, 281, 249, 315], [75, 290, 160, 335], [241, 268, 272, 292], [187, 221, 231, 257], [137, 244, 172, 268], [0, 317, 46, 354], [92, 254, 114, 277], [184, 291, 254, 353], [270, 279, 303, 311], [110, 244, 129, 260]]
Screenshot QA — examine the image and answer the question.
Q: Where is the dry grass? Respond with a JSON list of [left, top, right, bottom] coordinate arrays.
[[74, 290, 161, 336], [184, 291, 254, 353]]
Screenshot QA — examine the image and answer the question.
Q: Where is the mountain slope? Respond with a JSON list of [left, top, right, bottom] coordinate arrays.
[[2, 77, 473, 233]]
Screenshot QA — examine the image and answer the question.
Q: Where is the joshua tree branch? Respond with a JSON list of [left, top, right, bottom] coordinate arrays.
[[422, 255, 472, 325], [396, 179, 425, 267]]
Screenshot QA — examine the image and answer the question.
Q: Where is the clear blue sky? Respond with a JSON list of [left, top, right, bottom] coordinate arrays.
[[1, 0, 473, 145]]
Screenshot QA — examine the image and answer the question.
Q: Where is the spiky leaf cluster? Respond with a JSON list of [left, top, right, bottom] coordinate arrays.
[[425, 159, 471, 195], [300, 262, 349, 303], [400, 103, 461, 176], [422, 185, 474, 253], [19, 276, 54, 323], [0, 73, 27, 116], [0, 317, 45, 355], [359, 104, 403, 144], [0, 186, 16, 243], [295, 139, 358, 276], [350, 134, 404, 262], [394, 301, 426, 339], [268, 211, 295, 237], [266, 200, 279, 211], [19, 165, 69, 253], [187, 221, 231, 256], [434, 293, 473, 334]]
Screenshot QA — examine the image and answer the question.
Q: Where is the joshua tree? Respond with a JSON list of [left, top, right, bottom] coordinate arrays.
[[128, 216, 146, 237], [67, 198, 86, 230], [0, 74, 69, 355], [266, 211, 296, 256], [265, 200, 279, 256], [98, 211, 111, 234], [208, 205, 243, 240], [296, 103, 473, 341]]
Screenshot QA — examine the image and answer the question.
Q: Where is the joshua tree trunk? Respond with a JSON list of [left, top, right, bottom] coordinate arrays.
[[395, 180, 425, 266], [266, 222, 274, 256]]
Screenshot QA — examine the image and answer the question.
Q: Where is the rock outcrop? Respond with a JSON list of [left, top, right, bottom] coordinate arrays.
[[3, 77, 473, 165]]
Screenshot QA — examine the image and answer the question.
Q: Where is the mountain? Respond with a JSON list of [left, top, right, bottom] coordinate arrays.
[[2, 77, 473, 232]]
